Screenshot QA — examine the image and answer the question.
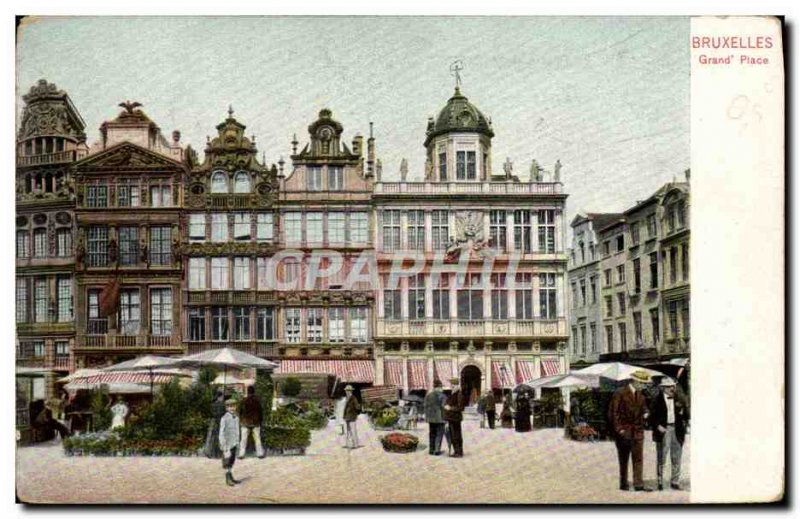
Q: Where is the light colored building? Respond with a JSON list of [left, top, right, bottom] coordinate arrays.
[[658, 177, 690, 358]]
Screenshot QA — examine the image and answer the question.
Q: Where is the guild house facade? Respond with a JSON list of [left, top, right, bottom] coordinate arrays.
[[16, 78, 569, 413]]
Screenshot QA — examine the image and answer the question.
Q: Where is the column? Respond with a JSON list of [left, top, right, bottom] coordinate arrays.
[[401, 341, 409, 395], [505, 210, 514, 253], [424, 211, 433, 252], [426, 341, 434, 391], [375, 341, 385, 386]]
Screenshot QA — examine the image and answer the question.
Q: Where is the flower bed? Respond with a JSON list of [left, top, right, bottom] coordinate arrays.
[[63, 431, 203, 456], [371, 408, 400, 430], [380, 432, 419, 453]]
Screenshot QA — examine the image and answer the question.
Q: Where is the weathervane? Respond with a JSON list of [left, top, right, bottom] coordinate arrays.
[[450, 60, 465, 89]]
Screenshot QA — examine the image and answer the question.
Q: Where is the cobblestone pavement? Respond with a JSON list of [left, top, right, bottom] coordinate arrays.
[[16, 416, 690, 504]]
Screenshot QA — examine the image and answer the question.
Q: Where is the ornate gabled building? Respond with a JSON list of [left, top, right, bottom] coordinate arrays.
[[273, 109, 376, 383], [16, 80, 89, 412], [181, 109, 280, 358], [373, 86, 569, 402], [72, 102, 187, 369]]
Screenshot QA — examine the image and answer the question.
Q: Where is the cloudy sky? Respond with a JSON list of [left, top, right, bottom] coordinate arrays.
[[17, 16, 689, 224]]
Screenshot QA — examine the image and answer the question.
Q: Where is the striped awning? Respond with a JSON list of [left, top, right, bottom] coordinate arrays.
[[491, 361, 514, 389], [72, 372, 181, 385], [384, 359, 404, 387], [275, 360, 375, 383], [541, 357, 562, 377], [515, 360, 536, 384], [434, 360, 454, 389], [407, 360, 429, 390]]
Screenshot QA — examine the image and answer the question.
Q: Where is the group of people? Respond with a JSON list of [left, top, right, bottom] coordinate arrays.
[[423, 378, 466, 457], [609, 370, 690, 492]]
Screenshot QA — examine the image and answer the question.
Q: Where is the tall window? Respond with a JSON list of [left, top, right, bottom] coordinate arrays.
[[86, 289, 106, 334], [604, 269, 612, 287], [605, 296, 613, 317], [515, 273, 534, 320], [580, 325, 587, 355], [590, 323, 597, 353], [56, 228, 72, 257], [328, 307, 345, 343], [16, 278, 27, 323], [33, 229, 47, 258], [466, 151, 476, 180], [257, 258, 269, 290], [616, 235, 625, 252], [408, 274, 426, 320], [233, 171, 251, 193], [489, 210, 507, 251], [538, 273, 557, 319], [668, 300, 679, 337], [617, 264, 625, 284], [455, 151, 476, 180], [606, 325, 614, 353], [617, 292, 626, 315], [117, 184, 140, 207], [350, 307, 369, 343], [589, 276, 597, 305], [211, 258, 230, 290], [572, 282, 579, 310], [189, 258, 206, 290], [457, 273, 483, 320], [647, 214, 657, 238], [306, 212, 323, 245], [682, 243, 689, 281], [537, 210, 556, 253], [284, 213, 302, 245], [211, 214, 228, 242], [630, 222, 640, 245], [188, 308, 206, 341], [282, 258, 301, 288], [307, 308, 323, 343], [349, 212, 368, 245], [669, 247, 678, 284], [189, 214, 206, 242], [633, 258, 642, 293], [211, 307, 229, 341], [150, 185, 172, 207], [256, 213, 273, 242], [678, 201, 686, 228], [211, 172, 227, 193], [432, 274, 450, 320], [150, 288, 172, 336], [55, 341, 69, 358], [307, 167, 322, 191], [256, 308, 274, 341], [649, 252, 659, 289], [86, 185, 108, 208], [650, 308, 660, 345], [149, 226, 172, 265], [513, 210, 532, 253], [383, 280, 402, 320], [407, 210, 425, 251], [87, 226, 109, 267], [233, 257, 250, 290], [328, 212, 346, 246], [681, 300, 690, 338], [579, 279, 587, 307], [233, 213, 250, 241], [667, 205, 677, 233], [56, 276, 72, 322], [118, 226, 139, 266], [618, 323, 627, 352], [633, 312, 643, 346], [16, 231, 29, 259], [438, 151, 447, 180], [491, 273, 508, 320], [431, 210, 449, 251], [284, 308, 301, 343], [381, 210, 401, 252], [234, 307, 250, 341], [328, 167, 344, 191], [119, 289, 141, 335]]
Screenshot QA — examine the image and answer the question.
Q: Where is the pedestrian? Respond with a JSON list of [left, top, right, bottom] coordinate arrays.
[[219, 399, 241, 486], [423, 379, 446, 455], [500, 392, 514, 428], [514, 392, 532, 432], [476, 391, 487, 428], [651, 378, 690, 491], [343, 385, 361, 449], [203, 390, 226, 459], [334, 393, 346, 437], [238, 385, 265, 459], [33, 404, 71, 441], [110, 396, 129, 430], [608, 370, 652, 492], [485, 389, 497, 429], [443, 377, 465, 457]]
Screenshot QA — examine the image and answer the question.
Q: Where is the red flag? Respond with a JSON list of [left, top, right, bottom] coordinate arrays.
[[98, 277, 121, 317]]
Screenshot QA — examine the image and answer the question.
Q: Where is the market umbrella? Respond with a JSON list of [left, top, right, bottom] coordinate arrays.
[[573, 362, 667, 382], [514, 373, 599, 392], [211, 373, 255, 387], [102, 355, 183, 396], [170, 348, 278, 388]]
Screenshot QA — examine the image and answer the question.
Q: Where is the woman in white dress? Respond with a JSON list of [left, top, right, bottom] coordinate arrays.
[[110, 396, 129, 430]]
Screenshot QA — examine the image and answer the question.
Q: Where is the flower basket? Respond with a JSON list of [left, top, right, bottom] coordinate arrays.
[[571, 424, 599, 442], [380, 432, 419, 453]]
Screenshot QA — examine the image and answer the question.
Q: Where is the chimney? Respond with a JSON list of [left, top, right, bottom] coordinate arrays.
[[366, 122, 375, 178], [352, 134, 363, 157]]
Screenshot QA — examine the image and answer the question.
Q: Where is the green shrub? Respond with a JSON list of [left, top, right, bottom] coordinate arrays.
[[298, 400, 328, 430], [89, 387, 112, 431], [262, 425, 311, 450], [281, 377, 302, 397], [373, 407, 399, 428], [255, 370, 274, 424]]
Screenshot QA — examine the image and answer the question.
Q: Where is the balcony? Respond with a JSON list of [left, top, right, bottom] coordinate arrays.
[[76, 332, 181, 351], [374, 181, 564, 197], [376, 318, 567, 339], [17, 150, 77, 167]]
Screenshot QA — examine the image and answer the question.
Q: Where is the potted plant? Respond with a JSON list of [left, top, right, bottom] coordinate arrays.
[[380, 432, 419, 453]]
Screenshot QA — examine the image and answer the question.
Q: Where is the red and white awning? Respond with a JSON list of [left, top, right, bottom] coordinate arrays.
[[515, 360, 536, 384], [541, 357, 562, 377], [407, 360, 429, 390], [491, 361, 514, 389], [384, 359, 404, 387], [67, 372, 184, 386], [275, 359, 375, 383], [434, 360, 454, 389]]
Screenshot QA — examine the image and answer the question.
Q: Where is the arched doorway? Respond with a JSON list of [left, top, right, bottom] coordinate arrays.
[[460, 365, 482, 406]]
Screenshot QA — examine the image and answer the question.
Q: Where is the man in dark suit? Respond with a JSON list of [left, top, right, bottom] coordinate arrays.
[[608, 370, 652, 491], [651, 378, 690, 490], [484, 390, 497, 429], [424, 379, 446, 455], [443, 377, 466, 457]]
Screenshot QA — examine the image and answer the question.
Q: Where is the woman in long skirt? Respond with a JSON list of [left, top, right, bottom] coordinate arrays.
[[514, 393, 532, 432], [500, 393, 514, 428], [203, 390, 226, 458]]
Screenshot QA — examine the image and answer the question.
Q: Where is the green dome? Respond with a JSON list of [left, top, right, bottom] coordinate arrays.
[[425, 87, 494, 147]]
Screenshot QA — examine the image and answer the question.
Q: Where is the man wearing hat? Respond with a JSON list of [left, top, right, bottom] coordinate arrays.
[[343, 385, 362, 449], [218, 399, 241, 486], [651, 377, 690, 490], [424, 379, 447, 455], [608, 370, 652, 491], [443, 377, 466, 457]]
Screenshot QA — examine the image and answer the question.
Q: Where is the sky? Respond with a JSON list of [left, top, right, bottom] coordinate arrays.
[[16, 16, 690, 227]]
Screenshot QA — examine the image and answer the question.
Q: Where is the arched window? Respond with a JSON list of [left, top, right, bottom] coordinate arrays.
[[233, 171, 251, 193], [211, 171, 228, 193]]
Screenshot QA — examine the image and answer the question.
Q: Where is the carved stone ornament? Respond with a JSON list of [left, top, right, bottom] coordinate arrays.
[[16, 216, 28, 227], [55, 211, 72, 225], [33, 213, 47, 226], [454, 210, 485, 242], [83, 143, 178, 170]]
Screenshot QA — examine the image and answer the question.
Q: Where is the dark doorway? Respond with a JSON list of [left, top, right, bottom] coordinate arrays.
[[460, 365, 482, 406]]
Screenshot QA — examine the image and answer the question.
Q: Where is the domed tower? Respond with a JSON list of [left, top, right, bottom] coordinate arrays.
[[424, 86, 494, 182]]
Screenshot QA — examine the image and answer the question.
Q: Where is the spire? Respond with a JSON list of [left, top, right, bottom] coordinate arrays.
[[228, 105, 234, 118]]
